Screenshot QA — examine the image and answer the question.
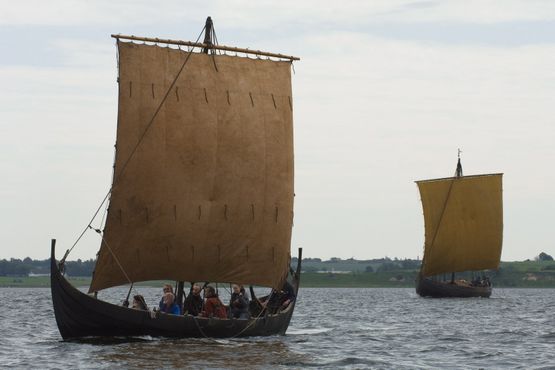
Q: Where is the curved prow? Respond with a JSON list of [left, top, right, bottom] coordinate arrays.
[[51, 239, 56, 261], [50, 239, 62, 275], [50, 238, 70, 338]]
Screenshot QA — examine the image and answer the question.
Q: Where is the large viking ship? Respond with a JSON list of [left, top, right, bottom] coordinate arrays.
[[415, 155, 503, 298], [51, 17, 302, 339]]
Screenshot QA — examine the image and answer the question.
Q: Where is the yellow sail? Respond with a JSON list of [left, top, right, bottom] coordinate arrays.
[[416, 174, 503, 278], [89, 41, 295, 292]]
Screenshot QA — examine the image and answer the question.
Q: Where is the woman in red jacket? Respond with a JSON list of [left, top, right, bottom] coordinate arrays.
[[200, 286, 227, 319]]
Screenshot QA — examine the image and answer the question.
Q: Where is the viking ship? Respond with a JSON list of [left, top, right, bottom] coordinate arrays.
[[51, 17, 302, 339], [415, 155, 503, 298]]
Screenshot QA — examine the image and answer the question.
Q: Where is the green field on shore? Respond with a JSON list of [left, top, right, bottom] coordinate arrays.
[[2, 260, 555, 288], [0, 276, 89, 288]]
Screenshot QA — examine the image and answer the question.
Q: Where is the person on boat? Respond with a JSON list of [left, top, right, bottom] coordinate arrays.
[[259, 280, 296, 314], [280, 280, 296, 309], [240, 285, 250, 300], [160, 292, 181, 315], [132, 294, 148, 310], [183, 283, 203, 316], [259, 290, 281, 313], [484, 276, 491, 286], [158, 284, 174, 310], [200, 285, 227, 319], [230, 284, 250, 319]]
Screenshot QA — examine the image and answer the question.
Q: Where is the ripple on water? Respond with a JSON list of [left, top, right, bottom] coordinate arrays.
[[1, 287, 555, 369], [286, 327, 332, 335]]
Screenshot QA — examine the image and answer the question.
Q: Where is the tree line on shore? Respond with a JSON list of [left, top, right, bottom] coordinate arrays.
[[2, 252, 552, 277], [0, 258, 95, 277]]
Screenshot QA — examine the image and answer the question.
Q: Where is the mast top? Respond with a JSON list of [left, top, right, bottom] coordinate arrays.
[[203, 16, 214, 54], [456, 149, 463, 177]]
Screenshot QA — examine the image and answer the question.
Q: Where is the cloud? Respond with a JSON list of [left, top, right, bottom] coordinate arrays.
[[3, 0, 555, 27], [291, 31, 555, 259], [1, 0, 555, 260]]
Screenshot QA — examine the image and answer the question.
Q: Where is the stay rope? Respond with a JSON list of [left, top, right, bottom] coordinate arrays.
[[64, 25, 207, 272], [421, 166, 461, 274], [192, 289, 276, 342]]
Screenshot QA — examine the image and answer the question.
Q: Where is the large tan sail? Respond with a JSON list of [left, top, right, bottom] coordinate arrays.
[[89, 41, 294, 292], [416, 174, 503, 278]]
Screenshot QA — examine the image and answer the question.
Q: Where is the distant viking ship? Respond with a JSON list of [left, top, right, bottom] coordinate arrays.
[[415, 155, 503, 298], [51, 17, 302, 339]]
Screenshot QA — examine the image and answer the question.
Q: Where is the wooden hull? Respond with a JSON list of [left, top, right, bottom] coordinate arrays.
[[50, 241, 301, 340], [416, 277, 492, 298]]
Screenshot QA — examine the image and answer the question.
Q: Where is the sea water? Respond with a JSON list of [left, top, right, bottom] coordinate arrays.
[[1, 287, 554, 369]]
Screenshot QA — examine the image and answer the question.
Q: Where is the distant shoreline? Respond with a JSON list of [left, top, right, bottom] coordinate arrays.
[[2, 272, 555, 289], [3, 258, 554, 288]]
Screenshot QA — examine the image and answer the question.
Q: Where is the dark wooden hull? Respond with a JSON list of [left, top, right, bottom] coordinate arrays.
[[50, 241, 301, 340], [416, 277, 492, 298]]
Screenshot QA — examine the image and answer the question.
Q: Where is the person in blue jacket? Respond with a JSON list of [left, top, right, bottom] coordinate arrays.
[[160, 291, 180, 315]]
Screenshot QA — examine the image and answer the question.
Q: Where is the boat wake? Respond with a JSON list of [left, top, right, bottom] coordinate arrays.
[[286, 327, 332, 335]]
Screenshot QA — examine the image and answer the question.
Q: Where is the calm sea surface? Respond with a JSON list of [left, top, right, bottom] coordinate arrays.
[[1, 287, 554, 369]]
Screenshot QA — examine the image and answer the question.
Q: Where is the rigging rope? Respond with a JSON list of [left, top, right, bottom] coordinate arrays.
[[112, 25, 207, 185], [65, 25, 208, 261], [191, 288, 277, 341], [420, 167, 460, 274], [63, 191, 111, 263], [97, 231, 133, 286]]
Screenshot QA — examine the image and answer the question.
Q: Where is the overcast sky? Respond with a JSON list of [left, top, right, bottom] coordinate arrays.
[[1, 0, 554, 262]]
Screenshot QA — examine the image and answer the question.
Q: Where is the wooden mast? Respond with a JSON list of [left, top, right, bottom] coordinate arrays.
[[202, 16, 214, 54], [175, 16, 215, 313], [451, 151, 462, 284]]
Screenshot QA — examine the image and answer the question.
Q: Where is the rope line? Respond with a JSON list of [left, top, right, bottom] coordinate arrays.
[[66, 25, 207, 260], [227, 290, 274, 339], [96, 228, 143, 301], [64, 191, 111, 262], [420, 168, 460, 275], [112, 25, 206, 185], [191, 289, 276, 341], [97, 230, 133, 286]]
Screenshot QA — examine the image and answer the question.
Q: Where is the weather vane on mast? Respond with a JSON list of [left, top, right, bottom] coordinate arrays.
[[456, 148, 463, 177]]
